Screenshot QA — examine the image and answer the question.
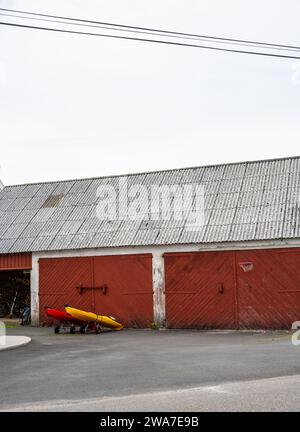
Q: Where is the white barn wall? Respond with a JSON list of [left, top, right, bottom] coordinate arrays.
[[30, 255, 40, 326], [152, 252, 165, 327]]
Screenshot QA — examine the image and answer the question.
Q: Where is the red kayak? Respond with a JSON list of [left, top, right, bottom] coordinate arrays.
[[45, 307, 84, 326], [45, 307, 101, 335]]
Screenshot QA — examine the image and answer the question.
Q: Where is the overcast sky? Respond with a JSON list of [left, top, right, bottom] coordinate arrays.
[[0, 0, 299, 185]]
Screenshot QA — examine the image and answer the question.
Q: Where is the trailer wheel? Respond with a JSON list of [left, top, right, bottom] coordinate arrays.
[[54, 325, 60, 334], [96, 325, 101, 334]]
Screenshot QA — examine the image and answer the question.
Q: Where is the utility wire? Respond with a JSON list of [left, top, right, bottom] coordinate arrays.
[[1, 21, 300, 60], [1, 6, 300, 52], [1, 11, 300, 54]]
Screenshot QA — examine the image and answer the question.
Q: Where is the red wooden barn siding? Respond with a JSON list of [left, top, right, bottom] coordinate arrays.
[[165, 248, 300, 329], [237, 249, 300, 328], [164, 251, 236, 329], [39, 254, 153, 327], [0, 253, 32, 270]]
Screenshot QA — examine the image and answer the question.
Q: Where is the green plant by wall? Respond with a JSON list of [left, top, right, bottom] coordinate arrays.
[[150, 322, 159, 330]]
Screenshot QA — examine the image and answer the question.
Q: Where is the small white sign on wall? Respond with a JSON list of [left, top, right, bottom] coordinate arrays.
[[239, 262, 254, 272]]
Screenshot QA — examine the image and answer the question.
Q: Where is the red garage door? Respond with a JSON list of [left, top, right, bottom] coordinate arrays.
[[92, 255, 153, 328], [237, 249, 300, 329], [39, 254, 153, 327], [165, 248, 300, 329], [165, 251, 237, 329], [39, 257, 94, 323]]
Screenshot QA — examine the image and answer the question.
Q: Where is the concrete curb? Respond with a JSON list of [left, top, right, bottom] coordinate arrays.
[[0, 336, 31, 352]]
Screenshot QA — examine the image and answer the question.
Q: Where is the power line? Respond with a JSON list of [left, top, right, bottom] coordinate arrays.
[[1, 21, 300, 60], [1, 11, 300, 54], [1, 7, 300, 53]]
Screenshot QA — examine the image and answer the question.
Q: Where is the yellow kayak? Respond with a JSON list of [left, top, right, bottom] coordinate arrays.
[[65, 306, 123, 330]]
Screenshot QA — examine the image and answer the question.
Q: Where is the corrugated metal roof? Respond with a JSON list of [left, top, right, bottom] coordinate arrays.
[[0, 156, 300, 253]]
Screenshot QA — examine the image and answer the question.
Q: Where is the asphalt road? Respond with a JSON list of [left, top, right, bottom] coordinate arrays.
[[1, 326, 300, 411]]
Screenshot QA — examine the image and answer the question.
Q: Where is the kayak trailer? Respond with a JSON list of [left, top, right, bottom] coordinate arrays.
[[45, 306, 123, 334]]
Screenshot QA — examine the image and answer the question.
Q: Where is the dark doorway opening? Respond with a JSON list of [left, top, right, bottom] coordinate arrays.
[[0, 270, 30, 319]]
